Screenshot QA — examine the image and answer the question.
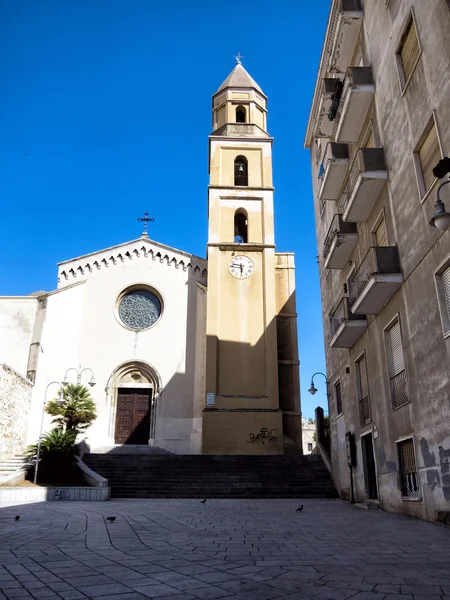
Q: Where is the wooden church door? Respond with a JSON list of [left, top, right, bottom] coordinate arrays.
[[114, 388, 152, 444]]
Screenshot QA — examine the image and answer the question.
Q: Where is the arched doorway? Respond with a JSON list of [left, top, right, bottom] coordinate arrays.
[[107, 361, 161, 445]]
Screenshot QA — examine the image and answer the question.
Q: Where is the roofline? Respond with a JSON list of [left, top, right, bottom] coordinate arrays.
[[304, 0, 337, 149], [57, 237, 206, 267]]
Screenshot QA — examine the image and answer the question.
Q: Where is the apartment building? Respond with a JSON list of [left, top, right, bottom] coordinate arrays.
[[304, 0, 450, 521]]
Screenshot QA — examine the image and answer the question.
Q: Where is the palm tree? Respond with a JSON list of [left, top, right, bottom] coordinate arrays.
[[46, 383, 97, 433], [26, 429, 79, 482]]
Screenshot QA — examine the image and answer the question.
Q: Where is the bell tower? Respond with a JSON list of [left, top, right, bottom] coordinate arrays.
[[202, 61, 285, 455]]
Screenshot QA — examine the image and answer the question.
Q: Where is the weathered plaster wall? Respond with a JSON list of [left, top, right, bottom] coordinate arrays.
[[0, 364, 33, 459], [307, 0, 450, 521], [0, 298, 38, 376]]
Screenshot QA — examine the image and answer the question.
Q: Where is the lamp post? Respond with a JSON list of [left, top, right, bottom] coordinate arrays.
[[308, 372, 330, 402], [62, 366, 96, 387], [33, 382, 65, 484], [429, 179, 450, 232]]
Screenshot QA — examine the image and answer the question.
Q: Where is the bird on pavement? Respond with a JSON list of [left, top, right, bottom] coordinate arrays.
[[296, 505, 304, 512], [200, 498, 207, 504], [15, 516, 20, 521], [105, 516, 116, 522]]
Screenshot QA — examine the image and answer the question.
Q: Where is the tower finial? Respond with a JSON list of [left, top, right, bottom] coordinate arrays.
[[234, 52, 245, 65], [137, 211, 155, 238]]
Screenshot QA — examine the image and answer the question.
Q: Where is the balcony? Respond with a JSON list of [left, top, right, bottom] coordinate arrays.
[[323, 214, 358, 270], [318, 143, 350, 201], [313, 79, 344, 138], [333, 67, 375, 143], [326, 0, 364, 75], [339, 148, 388, 222], [329, 296, 367, 349], [349, 247, 403, 315]]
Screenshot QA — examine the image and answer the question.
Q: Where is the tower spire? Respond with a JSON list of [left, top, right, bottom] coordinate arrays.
[[234, 52, 245, 65]]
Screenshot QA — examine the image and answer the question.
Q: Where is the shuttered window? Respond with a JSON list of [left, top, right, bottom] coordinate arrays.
[[356, 355, 371, 425], [397, 438, 420, 497], [335, 381, 342, 415], [387, 320, 409, 409], [374, 217, 388, 247], [418, 123, 440, 194], [399, 17, 420, 83], [388, 321, 405, 376], [442, 266, 450, 329]]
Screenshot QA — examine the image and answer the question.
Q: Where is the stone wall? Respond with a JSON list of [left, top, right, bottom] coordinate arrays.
[[0, 364, 33, 460], [302, 418, 316, 455]]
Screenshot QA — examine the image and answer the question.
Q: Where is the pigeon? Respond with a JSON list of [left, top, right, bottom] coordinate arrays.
[[105, 516, 116, 522], [296, 505, 304, 512], [200, 498, 207, 504], [15, 516, 20, 521]]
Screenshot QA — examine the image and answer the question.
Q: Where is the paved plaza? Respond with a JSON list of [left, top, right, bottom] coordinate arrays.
[[0, 499, 449, 600]]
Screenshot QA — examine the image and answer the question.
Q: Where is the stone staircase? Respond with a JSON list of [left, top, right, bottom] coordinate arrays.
[[0, 456, 28, 484], [82, 452, 337, 499]]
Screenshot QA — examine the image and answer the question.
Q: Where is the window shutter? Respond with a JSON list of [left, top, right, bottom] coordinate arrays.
[[359, 356, 369, 399], [388, 321, 405, 376], [374, 217, 388, 247], [400, 19, 420, 82], [399, 439, 416, 474], [419, 123, 440, 193], [442, 266, 450, 324], [365, 130, 375, 149]]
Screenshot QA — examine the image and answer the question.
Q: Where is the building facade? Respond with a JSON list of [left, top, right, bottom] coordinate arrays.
[[0, 63, 303, 458], [305, 0, 450, 522]]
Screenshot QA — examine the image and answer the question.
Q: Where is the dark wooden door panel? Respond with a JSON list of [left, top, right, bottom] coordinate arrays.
[[115, 388, 152, 445]]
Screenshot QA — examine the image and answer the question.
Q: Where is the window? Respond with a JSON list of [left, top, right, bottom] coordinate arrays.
[[436, 264, 450, 336], [356, 354, 371, 426], [236, 106, 246, 123], [386, 320, 409, 409], [307, 443, 313, 452], [234, 210, 248, 243], [118, 288, 162, 331], [396, 14, 421, 91], [416, 121, 441, 197], [335, 381, 342, 415], [234, 156, 248, 186], [397, 438, 420, 498], [373, 215, 388, 247]]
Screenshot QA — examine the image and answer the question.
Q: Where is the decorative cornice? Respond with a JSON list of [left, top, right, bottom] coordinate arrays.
[[59, 240, 207, 286]]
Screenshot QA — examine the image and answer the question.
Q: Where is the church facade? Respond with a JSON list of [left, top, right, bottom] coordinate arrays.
[[0, 63, 302, 458]]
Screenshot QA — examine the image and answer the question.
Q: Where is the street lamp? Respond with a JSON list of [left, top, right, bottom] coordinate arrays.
[[62, 366, 96, 387], [308, 372, 330, 401], [33, 382, 65, 484], [429, 180, 450, 232]]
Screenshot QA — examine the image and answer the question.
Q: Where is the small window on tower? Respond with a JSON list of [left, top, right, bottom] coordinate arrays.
[[234, 210, 248, 243], [234, 156, 248, 186], [236, 106, 246, 123]]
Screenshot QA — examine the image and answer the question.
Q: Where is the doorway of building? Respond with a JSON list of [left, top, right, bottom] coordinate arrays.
[[114, 388, 152, 444], [361, 433, 378, 499]]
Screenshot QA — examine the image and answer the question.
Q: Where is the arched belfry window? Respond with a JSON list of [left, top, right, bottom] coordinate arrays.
[[234, 210, 248, 243], [234, 156, 248, 186], [236, 105, 246, 123]]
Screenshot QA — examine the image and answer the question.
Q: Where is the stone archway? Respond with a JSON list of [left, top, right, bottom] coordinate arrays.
[[106, 361, 162, 445]]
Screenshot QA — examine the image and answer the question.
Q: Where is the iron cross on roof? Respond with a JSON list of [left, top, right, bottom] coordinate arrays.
[[234, 52, 245, 64], [137, 211, 155, 236]]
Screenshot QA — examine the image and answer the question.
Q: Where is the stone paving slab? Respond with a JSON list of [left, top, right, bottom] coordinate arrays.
[[0, 499, 449, 600]]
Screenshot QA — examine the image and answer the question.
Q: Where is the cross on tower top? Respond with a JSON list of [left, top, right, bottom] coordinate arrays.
[[137, 211, 155, 237], [234, 52, 245, 64]]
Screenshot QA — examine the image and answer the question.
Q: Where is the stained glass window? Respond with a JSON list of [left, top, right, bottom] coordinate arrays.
[[119, 290, 162, 330]]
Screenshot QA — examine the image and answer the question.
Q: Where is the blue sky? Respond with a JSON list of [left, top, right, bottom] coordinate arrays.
[[0, 0, 330, 418]]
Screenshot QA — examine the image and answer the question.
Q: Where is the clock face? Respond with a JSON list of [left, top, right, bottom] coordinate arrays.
[[228, 255, 254, 279]]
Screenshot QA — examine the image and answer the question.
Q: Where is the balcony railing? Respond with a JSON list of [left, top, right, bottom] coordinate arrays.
[[339, 148, 388, 221], [391, 369, 409, 410], [323, 214, 358, 269], [333, 67, 375, 143], [329, 296, 367, 348], [313, 79, 344, 139], [348, 246, 402, 314], [325, 0, 364, 75], [318, 142, 350, 201]]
